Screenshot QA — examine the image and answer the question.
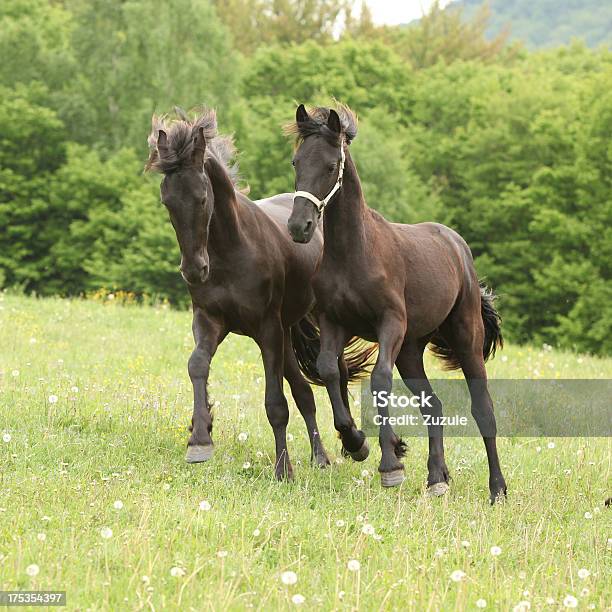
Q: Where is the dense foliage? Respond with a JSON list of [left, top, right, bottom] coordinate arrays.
[[0, 0, 610, 354]]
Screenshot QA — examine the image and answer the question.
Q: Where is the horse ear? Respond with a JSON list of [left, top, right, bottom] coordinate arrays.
[[157, 130, 169, 159], [192, 126, 207, 167], [296, 104, 309, 124], [327, 109, 342, 134]]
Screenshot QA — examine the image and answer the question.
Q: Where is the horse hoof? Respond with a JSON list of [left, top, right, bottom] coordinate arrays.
[[185, 444, 214, 463], [381, 469, 405, 488], [427, 482, 450, 497], [346, 439, 370, 462]]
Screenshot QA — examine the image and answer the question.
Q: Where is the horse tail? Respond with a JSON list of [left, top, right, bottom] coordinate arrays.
[[428, 284, 503, 371], [291, 314, 377, 386]]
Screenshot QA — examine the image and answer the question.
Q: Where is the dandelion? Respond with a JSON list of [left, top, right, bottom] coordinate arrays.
[[2, 433, 11, 443], [100, 527, 113, 539], [373, 533, 383, 541], [361, 524, 375, 536], [162, 483, 171, 491], [48, 395, 58, 404], [501, 355, 508, 362], [281, 570, 298, 585], [535, 446, 541, 453], [256, 451, 264, 458], [546, 598, 555, 605], [113, 500, 124, 510], [547, 441, 555, 449], [291, 594, 305, 605], [356, 515, 364, 523], [450, 569, 466, 582], [476, 599, 487, 609], [217, 551, 228, 559], [30, 337, 37, 344], [336, 519, 345, 528], [338, 591, 345, 600], [580, 588, 589, 597], [25, 564, 40, 577], [11, 370, 19, 377], [584, 512, 593, 520], [607, 537, 612, 549], [198, 500, 211, 511], [563, 595, 578, 608], [577, 568, 590, 579], [461, 540, 470, 548], [71, 386, 79, 393], [347, 559, 360, 572], [242, 462, 251, 470], [435, 548, 446, 558], [252, 528, 260, 537], [237, 432, 248, 442], [593, 506, 600, 514], [141, 575, 150, 584], [361, 469, 370, 478], [170, 566, 185, 577], [490, 545, 502, 557], [513, 602, 530, 612], [37, 533, 46, 542], [335, 457, 344, 465], [287, 433, 294, 442]]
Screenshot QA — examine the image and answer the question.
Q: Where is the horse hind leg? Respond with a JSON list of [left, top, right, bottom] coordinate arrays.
[[283, 335, 330, 468], [443, 300, 507, 504], [395, 341, 450, 496]]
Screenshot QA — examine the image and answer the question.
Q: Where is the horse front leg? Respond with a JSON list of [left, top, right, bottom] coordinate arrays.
[[258, 317, 293, 480], [316, 315, 368, 459], [185, 307, 226, 463], [372, 314, 407, 487]]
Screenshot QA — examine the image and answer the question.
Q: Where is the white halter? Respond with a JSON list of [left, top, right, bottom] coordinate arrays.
[[293, 145, 345, 216]]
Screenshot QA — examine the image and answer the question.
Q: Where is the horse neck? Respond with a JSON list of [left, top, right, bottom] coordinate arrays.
[[204, 155, 246, 254], [322, 150, 370, 262]]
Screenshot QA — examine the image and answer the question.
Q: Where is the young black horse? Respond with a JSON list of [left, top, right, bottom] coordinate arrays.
[[286, 104, 507, 503], [145, 109, 373, 479]]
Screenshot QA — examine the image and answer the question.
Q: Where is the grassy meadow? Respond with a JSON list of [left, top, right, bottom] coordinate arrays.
[[0, 293, 610, 610]]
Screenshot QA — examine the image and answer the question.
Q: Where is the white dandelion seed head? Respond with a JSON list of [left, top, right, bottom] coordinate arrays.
[[48, 395, 58, 404], [256, 451, 263, 458], [30, 337, 37, 344], [593, 506, 600, 514], [546, 598, 555, 605], [2, 433, 11, 443], [162, 483, 171, 491], [476, 599, 487, 609], [198, 500, 211, 511], [536, 446, 542, 453], [347, 559, 360, 572], [336, 519, 345, 528], [435, 548, 446, 558], [512, 601, 531, 612], [71, 386, 79, 393], [286, 433, 294, 442], [547, 442, 555, 449], [361, 523, 375, 536], [335, 457, 344, 464], [490, 545, 502, 557], [217, 550, 228, 558], [580, 588, 589, 597], [170, 566, 185, 577], [25, 564, 40, 577], [563, 595, 578, 608], [252, 528, 260, 537], [281, 570, 298, 585], [11, 370, 19, 377], [113, 500, 124, 510], [461, 540, 470, 548], [141, 575, 150, 584], [242, 462, 251, 469], [100, 527, 113, 539], [356, 515, 364, 523], [338, 591, 345, 600], [584, 512, 593, 520], [607, 537, 612, 549], [450, 569, 466, 582], [237, 432, 248, 442], [361, 469, 370, 478], [577, 568, 590, 579], [291, 594, 305, 605], [37, 533, 46, 542], [373, 533, 383, 541]]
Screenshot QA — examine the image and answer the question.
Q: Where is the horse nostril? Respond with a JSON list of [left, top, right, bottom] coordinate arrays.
[[304, 220, 313, 234]]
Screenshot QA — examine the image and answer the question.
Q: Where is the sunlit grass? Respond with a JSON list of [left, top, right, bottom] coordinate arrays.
[[0, 293, 610, 610]]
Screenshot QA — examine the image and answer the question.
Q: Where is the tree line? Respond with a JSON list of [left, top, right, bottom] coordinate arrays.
[[0, 0, 610, 355]]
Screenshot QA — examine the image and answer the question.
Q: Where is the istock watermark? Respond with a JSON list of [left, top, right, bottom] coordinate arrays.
[[360, 379, 612, 437]]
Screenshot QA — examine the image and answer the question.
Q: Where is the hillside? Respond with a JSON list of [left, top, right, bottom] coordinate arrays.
[[449, 0, 612, 48]]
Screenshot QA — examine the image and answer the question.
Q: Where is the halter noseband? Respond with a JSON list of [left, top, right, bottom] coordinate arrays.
[[293, 144, 345, 216]]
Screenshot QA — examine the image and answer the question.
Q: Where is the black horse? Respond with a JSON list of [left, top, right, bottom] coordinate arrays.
[[286, 104, 506, 503]]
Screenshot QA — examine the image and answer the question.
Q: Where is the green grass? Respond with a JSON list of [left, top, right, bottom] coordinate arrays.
[[0, 293, 610, 610]]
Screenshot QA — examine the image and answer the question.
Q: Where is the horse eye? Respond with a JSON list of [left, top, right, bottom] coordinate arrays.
[[291, 159, 296, 167], [328, 164, 336, 173]]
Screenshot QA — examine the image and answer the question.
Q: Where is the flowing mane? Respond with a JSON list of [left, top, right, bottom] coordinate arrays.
[[284, 103, 358, 146], [145, 107, 240, 185]]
